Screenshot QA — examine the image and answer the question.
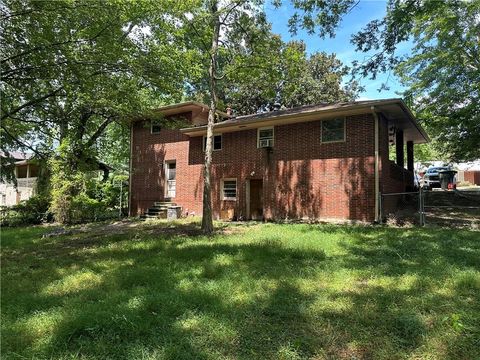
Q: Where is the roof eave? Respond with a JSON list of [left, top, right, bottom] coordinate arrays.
[[396, 100, 431, 143], [179, 101, 399, 136], [129, 101, 228, 123]]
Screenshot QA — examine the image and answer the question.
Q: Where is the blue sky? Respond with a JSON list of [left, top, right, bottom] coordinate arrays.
[[264, 0, 411, 100]]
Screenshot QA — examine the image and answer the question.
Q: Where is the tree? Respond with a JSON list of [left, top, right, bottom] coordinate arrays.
[[223, 41, 360, 114], [351, 0, 480, 161], [1, 0, 191, 176], [183, 0, 357, 233]]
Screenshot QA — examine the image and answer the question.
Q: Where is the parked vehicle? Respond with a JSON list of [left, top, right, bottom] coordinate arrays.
[[422, 166, 454, 190]]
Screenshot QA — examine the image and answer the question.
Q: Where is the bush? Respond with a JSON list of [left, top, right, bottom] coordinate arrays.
[[0, 195, 52, 227], [70, 194, 106, 223], [48, 141, 128, 224]]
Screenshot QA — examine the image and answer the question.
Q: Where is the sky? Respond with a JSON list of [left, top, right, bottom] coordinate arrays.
[[264, 0, 411, 100]]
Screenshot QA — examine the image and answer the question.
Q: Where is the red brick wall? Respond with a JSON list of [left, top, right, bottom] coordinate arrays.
[[130, 113, 377, 221], [464, 171, 480, 185]]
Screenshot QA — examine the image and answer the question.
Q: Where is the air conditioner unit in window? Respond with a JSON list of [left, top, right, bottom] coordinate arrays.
[[259, 139, 273, 148]]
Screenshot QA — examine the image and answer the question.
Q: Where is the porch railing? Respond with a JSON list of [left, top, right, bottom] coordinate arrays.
[[16, 177, 37, 188]]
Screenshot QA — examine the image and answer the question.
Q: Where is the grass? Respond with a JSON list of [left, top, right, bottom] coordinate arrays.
[[1, 219, 479, 359]]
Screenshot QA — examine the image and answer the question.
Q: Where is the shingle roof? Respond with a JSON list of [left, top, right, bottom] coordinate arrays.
[[224, 99, 401, 124], [0, 151, 32, 161]]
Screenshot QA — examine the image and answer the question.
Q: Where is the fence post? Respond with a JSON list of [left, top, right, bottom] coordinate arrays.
[[418, 186, 424, 226], [119, 179, 123, 219], [379, 192, 383, 224]]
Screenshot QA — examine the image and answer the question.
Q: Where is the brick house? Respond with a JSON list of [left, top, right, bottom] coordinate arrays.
[[129, 99, 429, 222]]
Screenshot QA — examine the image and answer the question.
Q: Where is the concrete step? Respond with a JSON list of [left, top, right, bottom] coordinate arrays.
[[148, 207, 168, 213], [154, 202, 177, 207], [147, 208, 168, 213], [140, 201, 182, 221], [141, 212, 167, 219], [140, 215, 164, 220]]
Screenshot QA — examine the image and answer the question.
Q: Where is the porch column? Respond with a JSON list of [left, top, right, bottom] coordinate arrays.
[[407, 141, 414, 172], [396, 130, 404, 168]]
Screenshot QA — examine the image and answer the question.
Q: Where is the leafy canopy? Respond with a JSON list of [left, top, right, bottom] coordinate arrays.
[[352, 0, 480, 161], [1, 0, 194, 171]]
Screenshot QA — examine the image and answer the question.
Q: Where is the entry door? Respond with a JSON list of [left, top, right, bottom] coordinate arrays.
[[249, 179, 263, 220], [165, 162, 176, 198]]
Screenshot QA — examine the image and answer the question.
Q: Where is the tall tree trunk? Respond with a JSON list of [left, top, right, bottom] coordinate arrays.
[[201, 0, 220, 234]]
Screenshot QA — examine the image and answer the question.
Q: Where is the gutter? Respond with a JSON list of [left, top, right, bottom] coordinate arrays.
[[180, 105, 379, 136], [371, 106, 380, 223]]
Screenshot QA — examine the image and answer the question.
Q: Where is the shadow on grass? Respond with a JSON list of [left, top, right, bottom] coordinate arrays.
[[1, 223, 479, 359]]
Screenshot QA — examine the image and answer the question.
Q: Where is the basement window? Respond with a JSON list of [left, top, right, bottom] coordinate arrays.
[[221, 179, 237, 200], [258, 127, 274, 148], [203, 135, 222, 151], [321, 118, 345, 143]]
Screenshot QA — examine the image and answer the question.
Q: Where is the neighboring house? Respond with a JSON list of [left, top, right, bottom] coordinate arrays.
[[129, 99, 429, 222], [0, 152, 39, 206], [455, 161, 480, 185]]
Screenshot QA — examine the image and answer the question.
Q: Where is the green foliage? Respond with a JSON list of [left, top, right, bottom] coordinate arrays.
[[49, 140, 126, 224], [0, 194, 52, 227], [414, 143, 440, 163], [352, 0, 480, 161], [1, 0, 193, 171], [85, 173, 129, 211], [69, 193, 106, 224], [1, 222, 479, 358], [187, 27, 359, 115], [221, 41, 360, 115]]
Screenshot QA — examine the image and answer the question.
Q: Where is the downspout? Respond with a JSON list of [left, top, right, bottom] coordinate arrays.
[[128, 123, 134, 217], [371, 106, 380, 223]]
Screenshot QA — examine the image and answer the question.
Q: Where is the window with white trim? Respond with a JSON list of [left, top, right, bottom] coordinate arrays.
[[203, 135, 222, 151], [257, 127, 274, 148], [321, 118, 345, 143], [221, 179, 237, 200]]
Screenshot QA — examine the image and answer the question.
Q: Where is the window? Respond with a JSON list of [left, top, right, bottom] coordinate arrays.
[[16, 165, 27, 178], [221, 179, 237, 200], [203, 135, 222, 151], [151, 121, 162, 134], [321, 118, 345, 143], [29, 165, 39, 178], [258, 127, 274, 148]]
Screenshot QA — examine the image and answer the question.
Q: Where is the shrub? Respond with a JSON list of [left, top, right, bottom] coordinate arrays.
[[0, 195, 52, 227], [70, 194, 106, 223], [48, 141, 128, 224]]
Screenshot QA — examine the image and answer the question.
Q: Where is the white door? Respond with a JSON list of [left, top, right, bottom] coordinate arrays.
[[166, 162, 176, 198]]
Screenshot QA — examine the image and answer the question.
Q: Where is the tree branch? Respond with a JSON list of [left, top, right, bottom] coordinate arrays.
[[1, 86, 64, 121], [85, 116, 115, 148], [0, 125, 46, 159]]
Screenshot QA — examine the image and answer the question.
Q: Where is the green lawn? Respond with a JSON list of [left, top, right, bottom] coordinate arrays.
[[1, 220, 479, 359]]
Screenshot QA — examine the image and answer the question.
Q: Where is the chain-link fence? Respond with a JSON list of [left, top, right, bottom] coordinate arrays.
[[381, 189, 480, 227]]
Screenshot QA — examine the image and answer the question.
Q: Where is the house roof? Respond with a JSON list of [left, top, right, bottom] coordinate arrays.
[[456, 160, 480, 171], [180, 98, 430, 144], [133, 101, 228, 120], [0, 151, 33, 161]]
